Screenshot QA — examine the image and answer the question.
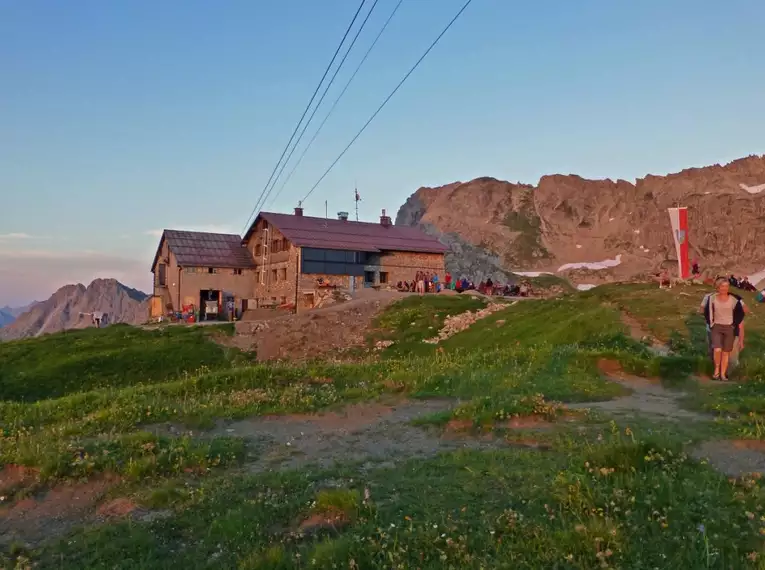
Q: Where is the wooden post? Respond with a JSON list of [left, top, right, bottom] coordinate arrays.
[[294, 247, 301, 314]]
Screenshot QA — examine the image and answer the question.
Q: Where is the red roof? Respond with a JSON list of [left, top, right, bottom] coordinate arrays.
[[151, 230, 256, 271], [245, 212, 448, 254]]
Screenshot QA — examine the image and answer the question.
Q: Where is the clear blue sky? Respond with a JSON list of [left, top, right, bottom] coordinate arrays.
[[1, 0, 763, 305]]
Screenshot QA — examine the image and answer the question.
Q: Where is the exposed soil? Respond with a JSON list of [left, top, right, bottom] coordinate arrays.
[[0, 465, 38, 496], [297, 507, 351, 535], [503, 415, 555, 429], [0, 475, 117, 547], [224, 292, 403, 361], [96, 497, 139, 518]]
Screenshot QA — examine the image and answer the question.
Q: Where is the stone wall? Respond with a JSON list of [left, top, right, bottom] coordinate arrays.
[[378, 251, 445, 285]]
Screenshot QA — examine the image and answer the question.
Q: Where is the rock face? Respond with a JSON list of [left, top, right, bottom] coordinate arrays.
[[0, 279, 149, 341], [395, 155, 765, 285]]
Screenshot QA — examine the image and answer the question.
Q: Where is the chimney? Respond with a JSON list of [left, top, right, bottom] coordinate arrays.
[[380, 208, 392, 227], [337, 211, 349, 222], [294, 206, 304, 216]]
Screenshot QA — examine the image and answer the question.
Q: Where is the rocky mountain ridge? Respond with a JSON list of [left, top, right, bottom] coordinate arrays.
[[0, 279, 149, 341], [396, 154, 765, 286]]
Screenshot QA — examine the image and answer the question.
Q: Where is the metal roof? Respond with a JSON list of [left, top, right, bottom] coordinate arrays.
[[151, 230, 257, 271], [246, 212, 448, 254]]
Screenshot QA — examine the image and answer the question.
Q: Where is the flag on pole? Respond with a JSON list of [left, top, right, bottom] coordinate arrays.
[[667, 207, 690, 279], [355, 188, 360, 202]]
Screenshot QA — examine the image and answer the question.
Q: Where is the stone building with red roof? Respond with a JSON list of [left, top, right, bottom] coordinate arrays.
[[150, 208, 446, 318]]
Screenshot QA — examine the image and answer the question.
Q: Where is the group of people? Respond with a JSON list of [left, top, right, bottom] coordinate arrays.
[[728, 274, 757, 292], [396, 272, 533, 297]]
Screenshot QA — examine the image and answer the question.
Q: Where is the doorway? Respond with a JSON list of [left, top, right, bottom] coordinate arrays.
[[200, 289, 220, 321]]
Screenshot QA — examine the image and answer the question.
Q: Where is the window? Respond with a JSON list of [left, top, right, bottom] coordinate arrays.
[[279, 268, 287, 281], [280, 296, 287, 305], [158, 263, 167, 286], [208, 268, 217, 274], [271, 269, 277, 282], [254, 271, 260, 283], [184, 267, 196, 274], [364, 271, 375, 284], [233, 268, 243, 276], [254, 244, 262, 256], [379, 271, 388, 284], [301, 248, 368, 276]]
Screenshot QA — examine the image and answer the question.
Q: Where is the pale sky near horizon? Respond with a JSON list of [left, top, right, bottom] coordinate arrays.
[[2, 0, 764, 306]]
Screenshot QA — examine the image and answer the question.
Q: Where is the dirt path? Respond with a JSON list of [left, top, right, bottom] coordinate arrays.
[[572, 359, 765, 477], [155, 399, 515, 474], [568, 359, 707, 422], [618, 310, 670, 356], [691, 440, 765, 478]]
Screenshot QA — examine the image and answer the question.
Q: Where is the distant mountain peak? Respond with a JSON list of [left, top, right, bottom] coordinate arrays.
[[0, 279, 149, 341]]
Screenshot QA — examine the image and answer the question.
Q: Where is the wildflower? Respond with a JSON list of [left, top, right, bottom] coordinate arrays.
[[565, 554, 574, 562], [747, 552, 758, 562], [697, 524, 706, 534], [746, 511, 755, 520]]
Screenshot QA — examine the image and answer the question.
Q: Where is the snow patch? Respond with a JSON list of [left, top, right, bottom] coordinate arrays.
[[576, 284, 597, 291], [740, 183, 765, 194], [633, 229, 641, 234], [558, 255, 622, 272], [576, 244, 582, 249], [608, 217, 614, 222], [748, 268, 765, 287], [513, 271, 554, 277]]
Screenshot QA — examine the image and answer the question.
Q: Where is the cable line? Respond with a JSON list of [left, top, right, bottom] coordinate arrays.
[[261, 0, 383, 210], [241, 0, 368, 235], [301, 0, 473, 204], [266, 0, 404, 209]]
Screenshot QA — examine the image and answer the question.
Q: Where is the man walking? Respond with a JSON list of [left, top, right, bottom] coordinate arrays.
[[700, 277, 748, 380]]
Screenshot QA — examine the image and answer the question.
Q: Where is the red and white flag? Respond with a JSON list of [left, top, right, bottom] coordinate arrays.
[[667, 207, 690, 279]]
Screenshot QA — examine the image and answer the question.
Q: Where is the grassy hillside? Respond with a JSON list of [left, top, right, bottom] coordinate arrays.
[[0, 324, 251, 402], [2, 288, 765, 569]]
